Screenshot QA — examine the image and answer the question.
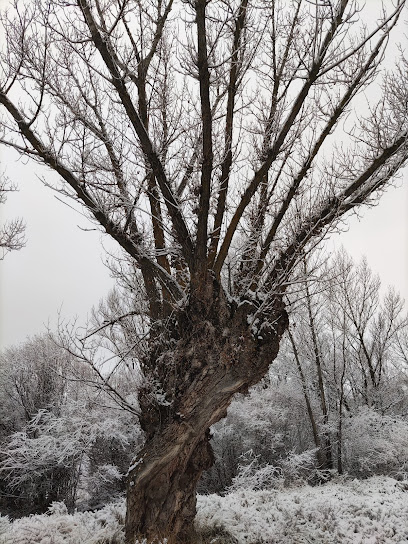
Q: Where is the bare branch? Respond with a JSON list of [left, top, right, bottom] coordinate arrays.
[[0, 92, 182, 301], [193, 0, 214, 280], [214, 0, 350, 276], [76, 0, 194, 268]]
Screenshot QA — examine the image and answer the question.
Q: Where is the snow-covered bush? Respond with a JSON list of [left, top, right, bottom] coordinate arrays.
[[196, 476, 408, 544], [0, 336, 77, 515], [228, 448, 320, 493], [0, 334, 143, 516], [228, 451, 283, 492], [0, 401, 142, 514], [1, 409, 86, 510], [0, 501, 125, 544], [343, 408, 408, 478], [200, 381, 312, 494]]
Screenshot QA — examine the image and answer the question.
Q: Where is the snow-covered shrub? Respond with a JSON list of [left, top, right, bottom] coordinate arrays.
[[0, 501, 125, 544], [199, 421, 243, 493], [0, 336, 75, 514], [0, 515, 11, 537], [200, 381, 311, 494], [196, 476, 408, 544], [228, 451, 283, 492], [228, 447, 320, 493], [82, 463, 123, 510], [280, 448, 321, 483], [80, 402, 143, 509], [343, 408, 408, 477], [0, 409, 86, 511], [0, 333, 143, 516], [0, 399, 142, 515]]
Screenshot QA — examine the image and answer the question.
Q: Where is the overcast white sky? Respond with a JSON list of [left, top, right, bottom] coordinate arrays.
[[0, 0, 407, 350], [0, 154, 116, 348], [331, 179, 408, 299]]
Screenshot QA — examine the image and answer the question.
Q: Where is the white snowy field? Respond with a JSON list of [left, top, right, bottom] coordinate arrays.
[[196, 476, 408, 543], [0, 476, 407, 544]]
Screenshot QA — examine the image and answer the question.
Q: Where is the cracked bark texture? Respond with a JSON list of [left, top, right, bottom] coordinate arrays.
[[126, 278, 288, 542]]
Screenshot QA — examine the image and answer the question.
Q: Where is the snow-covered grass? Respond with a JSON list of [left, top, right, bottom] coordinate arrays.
[[1, 476, 407, 543], [0, 501, 125, 544], [197, 476, 408, 543]]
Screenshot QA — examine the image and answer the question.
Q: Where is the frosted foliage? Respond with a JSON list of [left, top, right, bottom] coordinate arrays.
[[134, 541, 167, 544], [229, 449, 318, 492], [343, 409, 408, 477], [0, 400, 141, 509], [0, 518, 11, 537], [0, 502, 125, 544], [197, 477, 408, 544], [2, 478, 407, 544], [229, 457, 283, 492]]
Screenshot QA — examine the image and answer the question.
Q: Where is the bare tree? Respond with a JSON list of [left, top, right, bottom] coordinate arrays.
[[0, 177, 25, 259], [1, 0, 407, 541], [328, 251, 407, 408], [286, 250, 408, 476]]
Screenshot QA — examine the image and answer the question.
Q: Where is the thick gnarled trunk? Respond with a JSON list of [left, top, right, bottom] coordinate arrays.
[[126, 427, 213, 542], [125, 278, 288, 543]]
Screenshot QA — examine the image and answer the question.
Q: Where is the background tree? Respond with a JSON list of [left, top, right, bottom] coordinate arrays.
[[284, 250, 408, 477], [0, 335, 68, 431], [204, 250, 408, 492], [1, 0, 408, 541], [0, 177, 25, 259]]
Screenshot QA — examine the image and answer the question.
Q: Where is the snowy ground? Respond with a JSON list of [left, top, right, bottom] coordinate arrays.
[[0, 501, 125, 544], [1, 476, 407, 543], [196, 476, 408, 543]]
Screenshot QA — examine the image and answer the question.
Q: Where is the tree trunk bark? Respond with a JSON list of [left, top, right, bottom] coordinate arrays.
[[126, 428, 214, 543], [125, 277, 288, 543]]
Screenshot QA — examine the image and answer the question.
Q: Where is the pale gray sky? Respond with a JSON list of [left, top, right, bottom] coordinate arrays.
[[0, 0, 407, 349], [332, 180, 408, 301], [0, 152, 116, 347]]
